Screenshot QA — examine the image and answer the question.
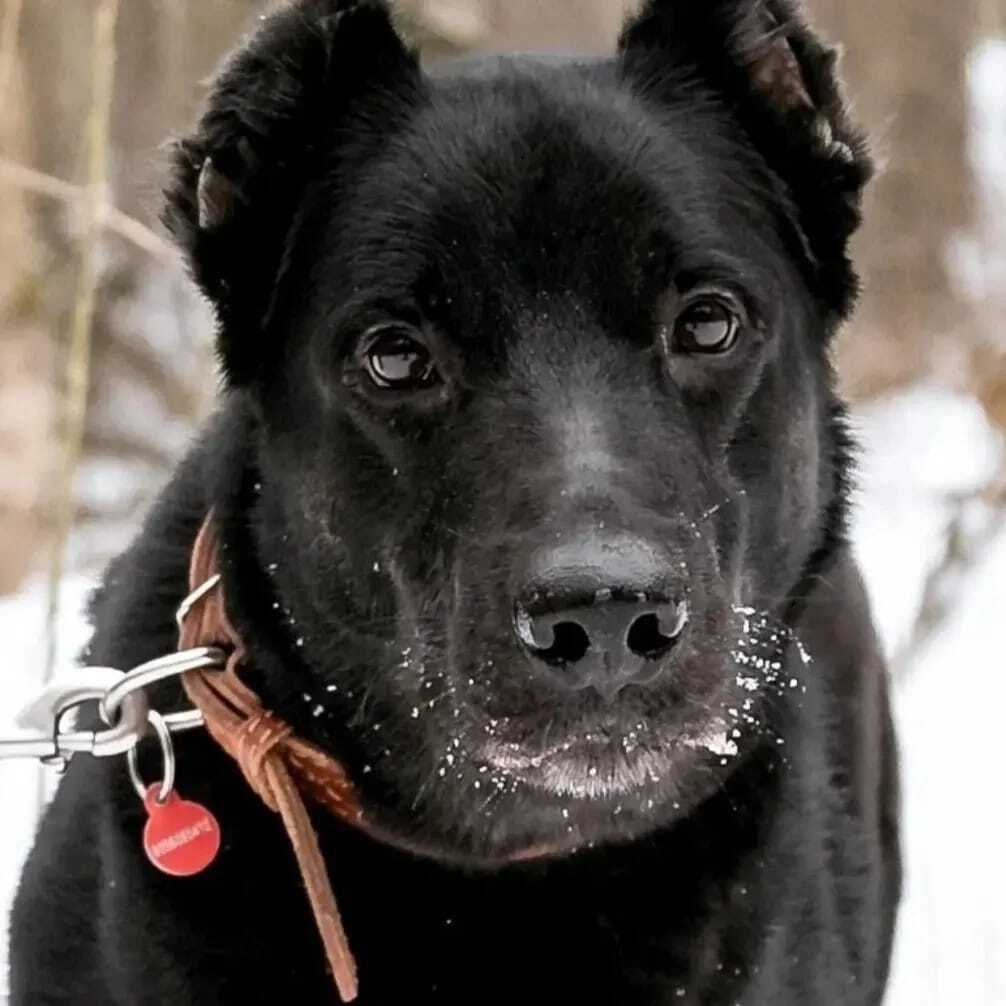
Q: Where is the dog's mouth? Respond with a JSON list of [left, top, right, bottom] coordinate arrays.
[[474, 708, 739, 801], [320, 603, 802, 862]]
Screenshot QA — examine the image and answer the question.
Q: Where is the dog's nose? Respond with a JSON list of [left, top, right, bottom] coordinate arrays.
[[513, 536, 688, 701]]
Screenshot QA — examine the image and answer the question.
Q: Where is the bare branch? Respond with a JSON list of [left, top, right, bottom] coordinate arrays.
[[0, 157, 180, 264], [84, 429, 180, 472], [893, 459, 1006, 676], [98, 323, 207, 420]]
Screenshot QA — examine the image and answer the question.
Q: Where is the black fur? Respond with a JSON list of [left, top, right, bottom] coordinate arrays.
[[12, 1, 900, 1003]]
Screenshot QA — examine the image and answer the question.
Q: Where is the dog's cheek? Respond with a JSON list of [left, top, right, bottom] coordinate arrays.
[[724, 347, 828, 607]]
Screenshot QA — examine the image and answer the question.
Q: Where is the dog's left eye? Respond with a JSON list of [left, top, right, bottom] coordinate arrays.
[[669, 295, 743, 355], [362, 324, 440, 390]]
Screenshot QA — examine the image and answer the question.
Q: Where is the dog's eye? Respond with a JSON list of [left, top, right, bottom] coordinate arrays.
[[670, 296, 742, 355], [363, 324, 440, 390]]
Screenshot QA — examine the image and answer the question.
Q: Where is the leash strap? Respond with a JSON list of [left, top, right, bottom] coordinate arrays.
[[179, 517, 360, 1003]]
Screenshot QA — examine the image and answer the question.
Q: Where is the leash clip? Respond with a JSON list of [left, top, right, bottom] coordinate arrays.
[[4, 667, 150, 763], [0, 647, 226, 766], [0, 576, 225, 768]]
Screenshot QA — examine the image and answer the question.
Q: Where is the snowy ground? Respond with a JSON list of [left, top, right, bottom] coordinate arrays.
[[0, 577, 93, 1002], [852, 387, 1006, 1005], [1, 383, 1004, 1003]]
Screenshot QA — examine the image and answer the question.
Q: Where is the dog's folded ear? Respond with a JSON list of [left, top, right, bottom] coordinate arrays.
[[620, 0, 872, 319], [163, 0, 420, 385]]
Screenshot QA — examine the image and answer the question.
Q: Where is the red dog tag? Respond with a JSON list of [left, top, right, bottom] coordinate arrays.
[[142, 786, 221, 877]]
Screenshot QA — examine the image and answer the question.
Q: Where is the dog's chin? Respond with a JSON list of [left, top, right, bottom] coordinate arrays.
[[413, 703, 746, 865], [352, 701, 747, 868]]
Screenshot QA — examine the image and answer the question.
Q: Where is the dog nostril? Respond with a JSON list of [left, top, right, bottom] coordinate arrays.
[[534, 621, 591, 666], [515, 602, 593, 664], [626, 611, 680, 659]]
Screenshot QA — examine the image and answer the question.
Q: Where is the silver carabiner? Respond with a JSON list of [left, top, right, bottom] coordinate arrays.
[[3, 667, 150, 762], [1, 577, 226, 767]]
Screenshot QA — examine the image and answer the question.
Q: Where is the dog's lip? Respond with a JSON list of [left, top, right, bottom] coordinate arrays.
[[476, 716, 739, 799], [480, 730, 612, 773]]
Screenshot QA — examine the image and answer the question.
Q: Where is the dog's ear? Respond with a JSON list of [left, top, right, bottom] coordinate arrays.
[[619, 0, 872, 319], [163, 0, 420, 385]]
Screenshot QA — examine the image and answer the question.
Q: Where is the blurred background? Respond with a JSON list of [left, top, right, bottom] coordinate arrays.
[[1, 1, 1004, 1003]]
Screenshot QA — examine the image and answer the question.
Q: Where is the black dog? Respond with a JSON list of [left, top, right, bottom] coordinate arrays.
[[12, 1, 900, 1002]]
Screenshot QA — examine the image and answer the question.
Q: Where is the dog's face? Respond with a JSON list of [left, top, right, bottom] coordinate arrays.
[[167, 0, 869, 863]]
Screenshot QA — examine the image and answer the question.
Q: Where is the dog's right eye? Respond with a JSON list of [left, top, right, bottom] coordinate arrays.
[[669, 295, 743, 356], [362, 324, 441, 391]]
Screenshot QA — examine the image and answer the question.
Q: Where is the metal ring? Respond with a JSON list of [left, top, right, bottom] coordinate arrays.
[[126, 710, 176, 804], [100, 647, 225, 726], [162, 709, 206, 734], [176, 574, 222, 628]]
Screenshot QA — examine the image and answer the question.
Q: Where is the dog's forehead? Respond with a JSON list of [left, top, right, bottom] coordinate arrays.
[[301, 56, 790, 345], [366, 61, 756, 251]]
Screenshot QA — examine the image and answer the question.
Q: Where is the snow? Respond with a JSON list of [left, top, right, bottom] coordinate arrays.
[[1, 384, 1005, 1002], [853, 388, 1006, 1006], [886, 533, 1006, 1005], [0, 578, 94, 1000], [851, 383, 1003, 656]]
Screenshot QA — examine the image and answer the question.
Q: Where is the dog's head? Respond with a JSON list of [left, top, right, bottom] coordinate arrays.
[[165, 0, 869, 863]]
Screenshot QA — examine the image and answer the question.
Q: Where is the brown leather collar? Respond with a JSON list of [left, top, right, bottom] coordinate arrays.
[[179, 516, 560, 1001], [180, 517, 361, 1002]]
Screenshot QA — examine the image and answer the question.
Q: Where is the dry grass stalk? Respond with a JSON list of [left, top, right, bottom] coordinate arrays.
[[44, 0, 121, 681], [0, 0, 23, 98]]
